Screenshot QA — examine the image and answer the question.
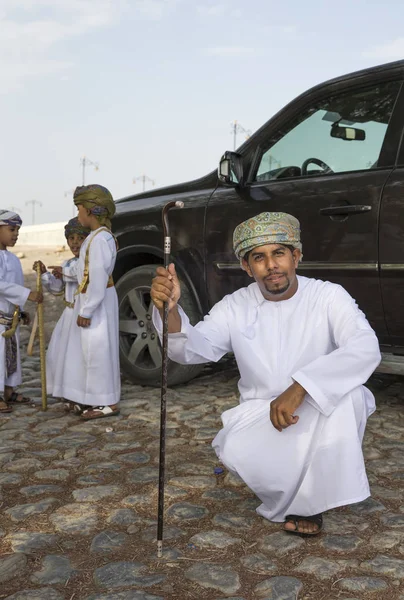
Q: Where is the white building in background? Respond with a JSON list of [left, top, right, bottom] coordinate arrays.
[[18, 222, 66, 247]]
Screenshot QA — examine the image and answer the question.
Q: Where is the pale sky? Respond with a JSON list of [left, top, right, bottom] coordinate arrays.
[[1, 0, 403, 225]]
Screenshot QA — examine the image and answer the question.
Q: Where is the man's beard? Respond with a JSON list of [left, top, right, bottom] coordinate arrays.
[[264, 275, 291, 296]]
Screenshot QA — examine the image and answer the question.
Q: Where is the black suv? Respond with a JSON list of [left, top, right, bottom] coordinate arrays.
[[113, 59, 404, 386]]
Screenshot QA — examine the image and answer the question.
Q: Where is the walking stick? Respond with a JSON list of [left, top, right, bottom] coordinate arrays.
[[27, 312, 38, 356], [35, 264, 47, 411], [157, 200, 184, 558]]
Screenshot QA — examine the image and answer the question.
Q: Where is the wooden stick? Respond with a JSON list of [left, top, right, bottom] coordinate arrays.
[[36, 265, 47, 411], [27, 312, 38, 356]]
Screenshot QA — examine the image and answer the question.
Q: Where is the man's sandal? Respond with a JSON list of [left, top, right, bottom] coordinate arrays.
[[7, 392, 31, 404], [0, 399, 12, 413], [81, 406, 120, 420], [284, 513, 323, 536]]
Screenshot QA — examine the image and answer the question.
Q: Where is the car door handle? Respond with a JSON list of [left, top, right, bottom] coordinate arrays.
[[319, 205, 372, 216]]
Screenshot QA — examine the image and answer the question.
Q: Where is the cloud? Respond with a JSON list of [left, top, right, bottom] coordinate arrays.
[[362, 38, 404, 60], [0, 0, 180, 91], [204, 46, 256, 57], [0, 0, 127, 91], [133, 0, 180, 20], [1, 58, 72, 79], [197, 3, 226, 16], [281, 25, 297, 35], [197, 3, 241, 17]]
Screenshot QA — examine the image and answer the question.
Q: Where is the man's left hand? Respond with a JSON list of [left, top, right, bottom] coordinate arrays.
[[270, 382, 306, 432], [77, 316, 91, 328]]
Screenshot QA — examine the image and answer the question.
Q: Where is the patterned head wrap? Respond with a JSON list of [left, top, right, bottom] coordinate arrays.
[[0, 210, 22, 227], [64, 217, 90, 240], [73, 184, 115, 230], [233, 212, 302, 261]]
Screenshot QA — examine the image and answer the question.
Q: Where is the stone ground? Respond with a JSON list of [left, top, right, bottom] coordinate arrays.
[[0, 247, 404, 599]]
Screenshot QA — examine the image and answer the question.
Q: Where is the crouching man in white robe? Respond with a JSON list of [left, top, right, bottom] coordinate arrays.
[[151, 211, 381, 535]]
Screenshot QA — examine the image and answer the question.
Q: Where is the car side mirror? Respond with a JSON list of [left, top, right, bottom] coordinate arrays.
[[331, 124, 366, 141], [218, 151, 244, 186]]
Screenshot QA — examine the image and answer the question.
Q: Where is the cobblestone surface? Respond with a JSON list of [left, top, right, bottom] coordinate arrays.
[[0, 252, 404, 598]]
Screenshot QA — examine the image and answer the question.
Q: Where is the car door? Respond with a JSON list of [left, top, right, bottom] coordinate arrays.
[[205, 76, 403, 337], [379, 88, 404, 345]]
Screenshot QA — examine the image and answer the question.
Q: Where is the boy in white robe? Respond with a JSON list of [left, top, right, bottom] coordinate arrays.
[[62, 184, 120, 420], [33, 217, 90, 411], [151, 211, 381, 535], [0, 210, 43, 413]]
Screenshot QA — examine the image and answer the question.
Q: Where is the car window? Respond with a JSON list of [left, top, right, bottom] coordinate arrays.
[[254, 81, 401, 182]]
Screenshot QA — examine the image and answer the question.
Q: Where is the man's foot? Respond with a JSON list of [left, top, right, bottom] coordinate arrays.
[[283, 514, 323, 536], [81, 405, 120, 420], [6, 391, 31, 404], [0, 399, 12, 413]]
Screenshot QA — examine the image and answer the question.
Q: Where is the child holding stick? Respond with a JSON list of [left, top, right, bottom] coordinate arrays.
[[33, 217, 90, 411], [0, 210, 42, 413]]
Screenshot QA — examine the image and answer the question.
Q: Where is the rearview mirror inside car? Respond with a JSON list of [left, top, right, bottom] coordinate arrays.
[[330, 124, 366, 141], [218, 151, 244, 186]]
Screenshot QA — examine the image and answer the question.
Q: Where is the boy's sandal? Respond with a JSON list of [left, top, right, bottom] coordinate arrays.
[[7, 392, 31, 404], [0, 399, 12, 413], [72, 403, 92, 415], [64, 401, 77, 412], [81, 406, 120, 420], [284, 513, 323, 536]]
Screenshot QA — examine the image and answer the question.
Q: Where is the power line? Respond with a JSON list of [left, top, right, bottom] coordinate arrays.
[[25, 200, 42, 225], [268, 155, 281, 171], [80, 156, 99, 186], [230, 120, 251, 151], [133, 174, 155, 192]]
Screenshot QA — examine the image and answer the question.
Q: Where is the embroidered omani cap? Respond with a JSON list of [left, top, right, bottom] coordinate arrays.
[[233, 211, 302, 260]]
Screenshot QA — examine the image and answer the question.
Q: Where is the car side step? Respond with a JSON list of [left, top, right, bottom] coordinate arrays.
[[376, 353, 404, 376]]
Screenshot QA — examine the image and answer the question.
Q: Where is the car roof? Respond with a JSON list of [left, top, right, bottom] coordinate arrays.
[[305, 59, 404, 95]]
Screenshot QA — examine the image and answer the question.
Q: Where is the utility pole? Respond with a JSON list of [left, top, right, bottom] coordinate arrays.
[[25, 200, 42, 225], [268, 155, 281, 171], [230, 120, 251, 151], [80, 156, 99, 186], [133, 174, 155, 192], [64, 190, 76, 217]]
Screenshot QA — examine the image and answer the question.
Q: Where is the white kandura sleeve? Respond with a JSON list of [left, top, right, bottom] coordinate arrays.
[[62, 261, 78, 282], [0, 279, 30, 308], [79, 236, 112, 319], [152, 297, 232, 365], [41, 272, 64, 294], [292, 285, 381, 417]]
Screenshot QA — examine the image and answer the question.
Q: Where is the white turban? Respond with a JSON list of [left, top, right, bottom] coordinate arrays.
[[0, 211, 22, 227]]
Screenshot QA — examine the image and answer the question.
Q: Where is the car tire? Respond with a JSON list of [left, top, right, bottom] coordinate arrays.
[[116, 264, 204, 387]]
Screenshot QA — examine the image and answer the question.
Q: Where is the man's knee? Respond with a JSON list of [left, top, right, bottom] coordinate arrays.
[[216, 436, 238, 471]]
